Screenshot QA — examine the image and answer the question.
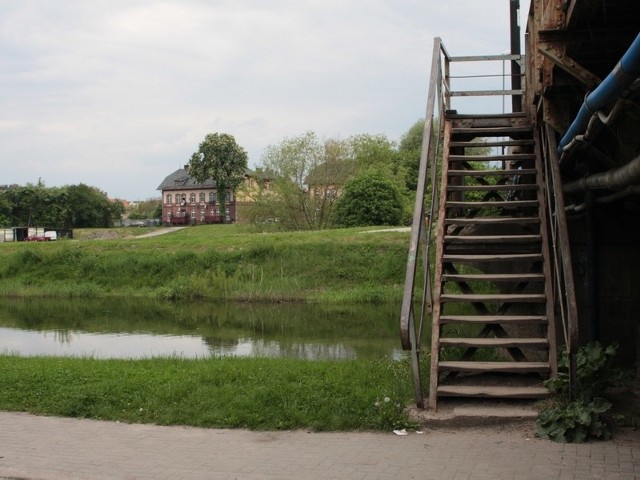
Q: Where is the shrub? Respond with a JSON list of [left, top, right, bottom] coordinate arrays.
[[333, 171, 403, 227], [537, 342, 622, 442]]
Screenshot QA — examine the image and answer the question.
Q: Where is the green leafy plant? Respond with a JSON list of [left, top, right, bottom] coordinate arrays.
[[537, 342, 621, 442]]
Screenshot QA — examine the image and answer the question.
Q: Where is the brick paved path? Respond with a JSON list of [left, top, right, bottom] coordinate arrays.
[[0, 412, 638, 479]]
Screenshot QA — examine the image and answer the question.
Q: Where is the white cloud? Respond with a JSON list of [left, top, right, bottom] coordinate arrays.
[[0, 0, 519, 199]]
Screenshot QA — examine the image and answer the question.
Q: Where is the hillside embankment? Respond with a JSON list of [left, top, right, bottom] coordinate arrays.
[[0, 224, 412, 303]]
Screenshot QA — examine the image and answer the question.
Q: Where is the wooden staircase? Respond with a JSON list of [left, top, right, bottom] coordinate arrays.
[[427, 112, 557, 409]]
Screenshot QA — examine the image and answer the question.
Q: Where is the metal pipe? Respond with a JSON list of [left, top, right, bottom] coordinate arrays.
[[558, 33, 640, 154], [586, 192, 598, 341], [563, 153, 640, 194], [597, 185, 640, 204]]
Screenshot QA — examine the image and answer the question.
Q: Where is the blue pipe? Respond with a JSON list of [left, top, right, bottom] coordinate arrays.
[[558, 33, 640, 155]]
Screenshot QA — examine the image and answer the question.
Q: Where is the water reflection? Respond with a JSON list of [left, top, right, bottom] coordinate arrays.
[[0, 328, 211, 359], [0, 298, 403, 360]]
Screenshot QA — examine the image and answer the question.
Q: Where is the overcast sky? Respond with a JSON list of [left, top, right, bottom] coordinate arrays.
[[0, 1, 524, 200]]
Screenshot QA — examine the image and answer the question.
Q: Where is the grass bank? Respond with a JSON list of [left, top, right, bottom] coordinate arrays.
[[0, 225, 410, 302], [0, 356, 416, 431]]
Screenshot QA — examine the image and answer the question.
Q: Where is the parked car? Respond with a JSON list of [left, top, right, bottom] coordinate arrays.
[[25, 235, 50, 242]]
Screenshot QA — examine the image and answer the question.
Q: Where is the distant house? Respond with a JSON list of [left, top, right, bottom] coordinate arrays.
[[305, 160, 357, 199], [157, 165, 269, 225]]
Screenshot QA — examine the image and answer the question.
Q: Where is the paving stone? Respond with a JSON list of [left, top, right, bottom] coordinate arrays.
[[0, 412, 638, 479]]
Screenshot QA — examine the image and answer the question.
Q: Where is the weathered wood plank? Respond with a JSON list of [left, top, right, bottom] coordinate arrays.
[[437, 385, 549, 398], [449, 139, 534, 148], [438, 361, 550, 373], [445, 235, 541, 244], [439, 337, 548, 348], [442, 273, 544, 282], [446, 200, 539, 208], [447, 184, 537, 191], [443, 253, 542, 262], [451, 126, 532, 136], [444, 216, 540, 225], [448, 168, 536, 176], [449, 154, 536, 162], [439, 314, 547, 324], [441, 293, 546, 303]]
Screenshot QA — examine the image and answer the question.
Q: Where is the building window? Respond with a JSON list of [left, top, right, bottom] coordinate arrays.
[[199, 192, 205, 202], [189, 193, 196, 203], [225, 192, 231, 202], [209, 192, 216, 204], [191, 211, 195, 219], [166, 194, 172, 204]]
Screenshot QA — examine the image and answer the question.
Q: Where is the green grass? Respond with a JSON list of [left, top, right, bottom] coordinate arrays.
[[0, 225, 411, 302], [0, 356, 417, 431]]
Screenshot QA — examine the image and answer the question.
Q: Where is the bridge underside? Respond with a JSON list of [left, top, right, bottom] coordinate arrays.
[[528, 0, 640, 365]]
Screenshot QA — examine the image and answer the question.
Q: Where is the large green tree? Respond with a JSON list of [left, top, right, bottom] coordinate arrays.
[[399, 119, 427, 192], [0, 183, 122, 228], [127, 199, 162, 220], [332, 171, 404, 227], [256, 132, 334, 230], [253, 132, 406, 230], [63, 184, 123, 228], [189, 133, 248, 223]]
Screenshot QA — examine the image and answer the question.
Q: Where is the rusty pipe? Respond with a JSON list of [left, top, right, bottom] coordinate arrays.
[[563, 153, 640, 194]]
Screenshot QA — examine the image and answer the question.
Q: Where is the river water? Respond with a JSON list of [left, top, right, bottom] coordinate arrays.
[[0, 298, 404, 360]]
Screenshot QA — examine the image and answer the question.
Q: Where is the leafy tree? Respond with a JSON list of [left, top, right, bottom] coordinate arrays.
[[349, 134, 400, 172], [252, 131, 409, 230], [332, 171, 404, 227], [254, 132, 339, 230], [399, 119, 427, 192], [127, 199, 162, 220], [0, 192, 12, 227], [0, 183, 122, 228], [189, 133, 248, 223], [63, 184, 123, 228]]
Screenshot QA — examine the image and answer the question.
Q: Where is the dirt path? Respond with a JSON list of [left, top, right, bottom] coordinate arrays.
[[132, 227, 187, 239]]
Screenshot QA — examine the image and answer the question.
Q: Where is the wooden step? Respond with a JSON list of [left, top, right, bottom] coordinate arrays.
[[446, 112, 528, 120], [442, 273, 544, 282], [439, 337, 548, 348], [448, 168, 537, 177], [438, 361, 550, 373], [449, 139, 534, 148], [447, 184, 537, 192], [443, 253, 543, 263], [451, 126, 532, 137], [444, 216, 540, 225], [449, 154, 536, 162], [445, 235, 541, 244], [440, 293, 546, 303], [440, 314, 547, 324], [446, 200, 539, 208], [437, 385, 549, 399]]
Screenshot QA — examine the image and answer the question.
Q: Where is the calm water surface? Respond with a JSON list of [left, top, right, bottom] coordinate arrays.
[[0, 298, 404, 360]]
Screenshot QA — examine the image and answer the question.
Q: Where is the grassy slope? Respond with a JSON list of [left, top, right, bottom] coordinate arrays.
[[0, 225, 421, 431], [0, 225, 411, 302], [0, 356, 417, 431]]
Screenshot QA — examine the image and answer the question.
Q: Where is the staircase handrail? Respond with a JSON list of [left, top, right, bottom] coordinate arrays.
[[400, 37, 448, 407], [400, 38, 447, 356], [401, 41, 526, 352], [540, 122, 579, 390]]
